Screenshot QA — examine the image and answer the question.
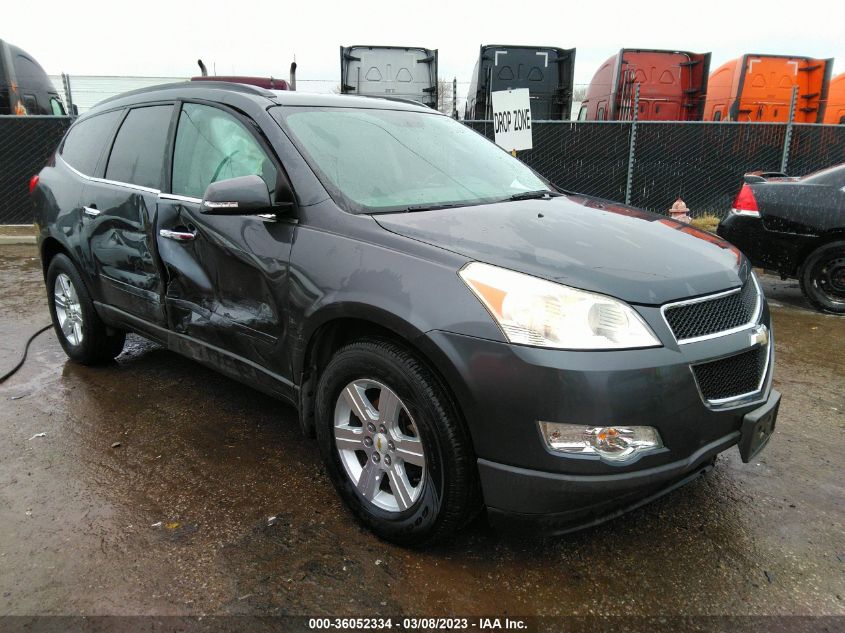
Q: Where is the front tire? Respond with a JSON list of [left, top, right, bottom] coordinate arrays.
[[315, 338, 479, 546], [46, 254, 126, 364], [799, 241, 845, 314]]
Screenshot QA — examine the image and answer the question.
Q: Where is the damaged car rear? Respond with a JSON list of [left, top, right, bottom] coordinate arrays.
[[32, 83, 780, 546]]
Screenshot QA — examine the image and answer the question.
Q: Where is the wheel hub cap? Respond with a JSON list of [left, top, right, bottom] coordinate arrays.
[[333, 379, 426, 513], [374, 433, 389, 455]]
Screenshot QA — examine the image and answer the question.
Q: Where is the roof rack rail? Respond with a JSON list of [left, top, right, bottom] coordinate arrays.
[[359, 94, 430, 108], [96, 80, 275, 107]]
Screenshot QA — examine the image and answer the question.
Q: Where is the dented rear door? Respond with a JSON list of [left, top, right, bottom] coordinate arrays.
[[82, 104, 174, 325]]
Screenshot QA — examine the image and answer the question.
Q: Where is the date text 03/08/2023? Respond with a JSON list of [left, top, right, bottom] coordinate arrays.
[[307, 617, 529, 630]]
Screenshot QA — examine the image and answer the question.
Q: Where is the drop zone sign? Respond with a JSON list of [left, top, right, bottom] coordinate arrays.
[[491, 88, 533, 152]]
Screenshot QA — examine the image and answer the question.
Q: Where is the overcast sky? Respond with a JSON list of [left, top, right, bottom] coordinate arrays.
[[6, 0, 844, 86]]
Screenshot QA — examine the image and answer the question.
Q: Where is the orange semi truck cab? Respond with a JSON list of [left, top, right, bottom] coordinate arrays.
[[579, 49, 711, 121], [823, 73, 845, 124], [705, 54, 833, 122]]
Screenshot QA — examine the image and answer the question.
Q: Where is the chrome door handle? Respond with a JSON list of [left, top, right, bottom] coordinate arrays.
[[159, 229, 196, 242], [83, 206, 100, 217]]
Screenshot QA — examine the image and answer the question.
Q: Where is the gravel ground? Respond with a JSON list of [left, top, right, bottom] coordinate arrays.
[[0, 244, 842, 623]]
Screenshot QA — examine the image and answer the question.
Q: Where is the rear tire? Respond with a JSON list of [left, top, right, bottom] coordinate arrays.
[[315, 338, 480, 547], [799, 241, 845, 314], [46, 254, 126, 364]]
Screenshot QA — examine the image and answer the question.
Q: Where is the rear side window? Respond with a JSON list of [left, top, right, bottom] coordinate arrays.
[[803, 164, 845, 186], [60, 110, 122, 176], [171, 103, 276, 199], [105, 105, 173, 189]]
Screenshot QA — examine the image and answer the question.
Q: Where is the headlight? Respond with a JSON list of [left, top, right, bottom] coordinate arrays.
[[538, 422, 663, 462], [459, 262, 661, 350]]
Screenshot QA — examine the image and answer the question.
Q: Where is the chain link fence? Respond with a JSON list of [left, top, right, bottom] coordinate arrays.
[[628, 122, 788, 214], [0, 116, 72, 224], [787, 123, 845, 176], [1, 114, 843, 224], [467, 121, 633, 202], [468, 120, 845, 216]]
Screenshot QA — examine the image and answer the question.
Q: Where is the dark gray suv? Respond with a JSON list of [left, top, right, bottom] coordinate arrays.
[[31, 82, 780, 546]]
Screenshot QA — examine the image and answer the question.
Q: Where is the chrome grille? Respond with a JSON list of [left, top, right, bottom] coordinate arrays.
[[663, 276, 760, 342], [692, 345, 768, 403]]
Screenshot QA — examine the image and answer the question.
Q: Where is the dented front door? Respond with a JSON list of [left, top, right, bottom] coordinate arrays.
[[155, 197, 295, 376], [155, 101, 295, 378]]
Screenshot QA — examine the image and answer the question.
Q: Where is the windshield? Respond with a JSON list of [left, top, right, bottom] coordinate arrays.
[[272, 106, 550, 212]]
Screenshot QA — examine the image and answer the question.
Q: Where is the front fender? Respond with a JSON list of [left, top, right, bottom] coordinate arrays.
[[286, 221, 506, 380]]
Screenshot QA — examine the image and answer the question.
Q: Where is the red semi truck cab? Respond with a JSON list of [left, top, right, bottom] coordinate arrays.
[[579, 49, 711, 121], [704, 54, 833, 122]]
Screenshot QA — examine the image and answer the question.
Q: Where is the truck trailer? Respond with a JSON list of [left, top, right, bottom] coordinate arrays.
[[823, 72, 845, 124], [578, 49, 711, 121], [704, 54, 833, 122], [340, 45, 438, 109], [464, 44, 576, 120]]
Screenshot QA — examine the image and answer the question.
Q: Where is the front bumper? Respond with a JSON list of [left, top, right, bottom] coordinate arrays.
[[483, 389, 779, 534], [421, 305, 775, 532]]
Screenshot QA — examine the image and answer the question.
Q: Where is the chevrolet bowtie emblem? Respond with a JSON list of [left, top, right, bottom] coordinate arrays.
[[749, 324, 769, 348]]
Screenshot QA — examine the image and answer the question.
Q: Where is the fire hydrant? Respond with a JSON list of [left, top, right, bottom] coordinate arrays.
[[669, 198, 691, 223]]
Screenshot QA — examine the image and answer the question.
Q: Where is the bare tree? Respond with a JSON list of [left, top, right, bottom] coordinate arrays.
[[437, 77, 454, 115]]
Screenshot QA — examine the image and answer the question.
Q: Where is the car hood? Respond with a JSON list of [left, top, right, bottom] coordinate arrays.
[[374, 195, 746, 305]]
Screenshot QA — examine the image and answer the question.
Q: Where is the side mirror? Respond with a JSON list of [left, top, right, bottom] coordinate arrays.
[[201, 175, 271, 215], [201, 175, 293, 215]]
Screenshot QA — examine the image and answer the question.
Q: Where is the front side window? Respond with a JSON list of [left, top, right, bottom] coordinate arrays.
[[274, 107, 548, 213], [60, 109, 122, 176], [171, 103, 277, 200], [105, 105, 173, 189]]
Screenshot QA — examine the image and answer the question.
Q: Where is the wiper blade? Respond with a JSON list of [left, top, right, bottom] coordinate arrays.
[[404, 203, 461, 212], [507, 190, 564, 201]]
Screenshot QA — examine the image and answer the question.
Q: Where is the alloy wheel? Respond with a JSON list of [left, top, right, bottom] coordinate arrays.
[[333, 379, 426, 512], [54, 273, 84, 346]]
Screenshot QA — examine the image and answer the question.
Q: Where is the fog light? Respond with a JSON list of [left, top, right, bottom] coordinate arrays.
[[538, 422, 662, 462]]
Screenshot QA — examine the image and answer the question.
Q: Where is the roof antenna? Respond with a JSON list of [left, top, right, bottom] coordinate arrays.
[[197, 59, 208, 77]]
